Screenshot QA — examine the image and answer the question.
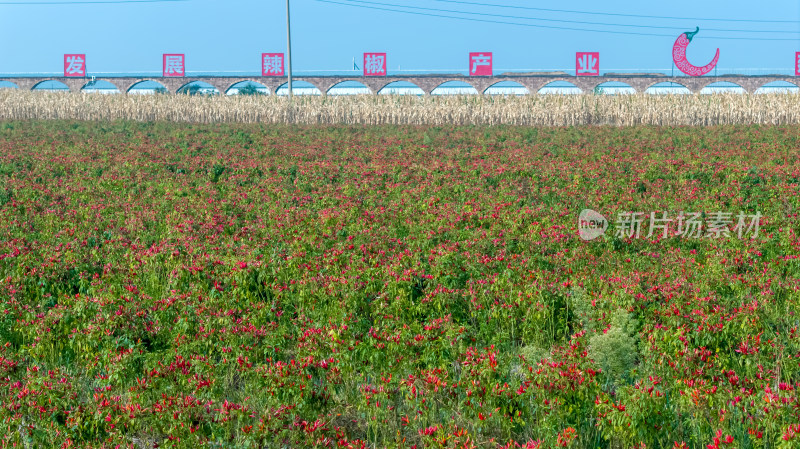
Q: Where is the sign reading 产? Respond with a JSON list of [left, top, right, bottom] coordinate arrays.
[[262, 53, 285, 76], [796, 52, 800, 77], [576, 52, 599, 76], [363, 53, 387, 76], [469, 52, 492, 76], [63, 54, 86, 77], [163, 54, 185, 77]]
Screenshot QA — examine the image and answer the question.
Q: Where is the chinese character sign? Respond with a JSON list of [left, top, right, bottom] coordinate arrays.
[[796, 52, 800, 76], [63, 54, 86, 77], [262, 53, 284, 76], [576, 52, 599, 76], [163, 54, 185, 77], [469, 52, 492, 76], [363, 53, 386, 76]]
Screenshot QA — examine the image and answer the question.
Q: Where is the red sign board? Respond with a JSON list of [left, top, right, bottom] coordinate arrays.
[[262, 53, 285, 76], [363, 52, 387, 76], [469, 52, 492, 76], [576, 52, 599, 76], [163, 54, 185, 77], [63, 54, 86, 77], [672, 29, 718, 76], [796, 52, 800, 76]]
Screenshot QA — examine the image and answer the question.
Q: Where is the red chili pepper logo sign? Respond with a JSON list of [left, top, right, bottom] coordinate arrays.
[[672, 27, 719, 76]]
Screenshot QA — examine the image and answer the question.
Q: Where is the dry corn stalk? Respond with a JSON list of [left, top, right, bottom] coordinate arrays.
[[0, 90, 799, 126]]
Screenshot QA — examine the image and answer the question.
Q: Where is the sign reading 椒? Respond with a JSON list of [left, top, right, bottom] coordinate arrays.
[[469, 52, 492, 76], [576, 52, 599, 76], [363, 53, 387, 76], [795, 52, 800, 77], [163, 54, 185, 77], [262, 53, 284, 76], [64, 54, 86, 77]]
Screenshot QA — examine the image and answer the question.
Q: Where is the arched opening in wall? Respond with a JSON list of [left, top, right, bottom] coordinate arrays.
[[700, 81, 745, 95], [537, 81, 581, 95], [755, 80, 799, 94], [645, 82, 691, 95], [177, 81, 220, 96], [276, 81, 321, 96], [593, 81, 635, 95], [378, 81, 423, 95], [127, 80, 170, 95], [484, 81, 529, 95], [227, 81, 269, 96], [81, 80, 120, 94], [31, 80, 69, 92], [0, 81, 18, 90], [327, 81, 371, 95], [431, 81, 478, 95]]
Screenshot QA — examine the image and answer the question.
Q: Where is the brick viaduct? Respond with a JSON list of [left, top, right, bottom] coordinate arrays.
[[0, 74, 797, 94]]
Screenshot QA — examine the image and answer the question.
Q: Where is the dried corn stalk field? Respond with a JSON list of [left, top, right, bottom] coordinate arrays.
[[1, 90, 800, 126]]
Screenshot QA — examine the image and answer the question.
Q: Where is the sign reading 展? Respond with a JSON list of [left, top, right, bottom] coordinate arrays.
[[796, 52, 800, 77], [163, 54, 185, 77]]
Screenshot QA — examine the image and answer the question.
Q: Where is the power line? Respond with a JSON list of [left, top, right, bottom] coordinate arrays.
[[0, 0, 185, 4], [315, 0, 800, 40], [432, 0, 799, 24], [333, 0, 798, 34]]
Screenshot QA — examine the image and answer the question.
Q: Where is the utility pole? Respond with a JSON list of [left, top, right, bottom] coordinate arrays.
[[286, 0, 293, 99]]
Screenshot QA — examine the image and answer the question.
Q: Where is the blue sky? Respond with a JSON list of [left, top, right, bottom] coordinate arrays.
[[0, 0, 798, 76]]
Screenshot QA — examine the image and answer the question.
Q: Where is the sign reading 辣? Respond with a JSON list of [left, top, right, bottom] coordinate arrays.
[[163, 54, 185, 77], [363, 53, 386, 76], [576, 52, 599, 76], [64, 54, 86, 77], [469, 52, 492, 76], [262, 53, 285, 76]]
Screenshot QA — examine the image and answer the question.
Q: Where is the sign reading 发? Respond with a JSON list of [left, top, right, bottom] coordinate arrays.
[[796, 52, 800, 77], [163, 54, 185, 77], [469, 52, 492, 76], [64, 54, 86, 77], [576, 52, 599, 76], [262, 53, 285, 76], [363, 53, 387, 76]]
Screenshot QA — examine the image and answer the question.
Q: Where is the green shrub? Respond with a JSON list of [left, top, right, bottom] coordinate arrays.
[[588, 310, 639, 387]]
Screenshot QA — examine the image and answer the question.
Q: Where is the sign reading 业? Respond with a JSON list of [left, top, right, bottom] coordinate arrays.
[[576, 52, 600, 76], [363, 53, 387, 76], [469, 52, 492, 76], [262, 53, 284, 76], [163, 54, 185, 77], [63, 54, 86, 77]]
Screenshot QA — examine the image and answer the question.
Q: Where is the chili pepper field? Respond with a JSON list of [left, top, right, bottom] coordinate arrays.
[[1, 121, 800, 448]]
